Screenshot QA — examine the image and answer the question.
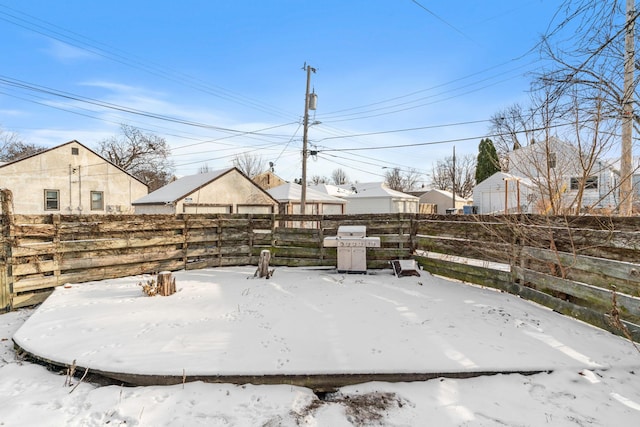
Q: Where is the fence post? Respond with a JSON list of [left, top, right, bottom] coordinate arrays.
[[319, 215, 325, 262], [0, 189, 14, 312], [182, 215, 189, 270]]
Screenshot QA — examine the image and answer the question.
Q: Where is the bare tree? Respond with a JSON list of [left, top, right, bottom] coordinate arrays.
[[97, 124, 175, 192], [488, 103, 538, 169], [384, 167, 422, 192], [232, 153, 266, 178], [402, 168, 422, 192], [536, 0, 640, 214], [331, 168, 349, 185], [0, 128, 46, 162], [198, 164, 211, 174], [384, 168, 404, 191], [508, 88, 618, 215], [430, 154, 476, 199], [311, 175, 328, 185]]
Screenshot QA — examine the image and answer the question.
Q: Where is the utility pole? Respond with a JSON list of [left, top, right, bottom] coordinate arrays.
[[620, 0, 635, 216], [301, 63, 316, 214]]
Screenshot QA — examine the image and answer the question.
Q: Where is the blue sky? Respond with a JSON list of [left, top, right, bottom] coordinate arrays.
[[0, 1, 559, 184]]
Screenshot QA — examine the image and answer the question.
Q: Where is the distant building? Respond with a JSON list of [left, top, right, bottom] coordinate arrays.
[[133, 167, 278, 214], [418, 189, 471, 214], [341, 182, 419, 214], [472, 172, 535, 214], [0, 140, 148, 214], [267, 182, 346, 215]]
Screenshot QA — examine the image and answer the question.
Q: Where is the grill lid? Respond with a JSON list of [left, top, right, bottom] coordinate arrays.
[[337, 225, 366, 237]]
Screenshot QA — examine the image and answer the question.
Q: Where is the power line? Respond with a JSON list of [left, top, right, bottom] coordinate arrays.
[[409, 0, 472, 41], [319, 121, 575, 153], [0, 4, 298, 121], [317, 62, 537, 123], [319, 59, 540, 119], [0, 74, 299, 139], [315, 119, 491, 142]]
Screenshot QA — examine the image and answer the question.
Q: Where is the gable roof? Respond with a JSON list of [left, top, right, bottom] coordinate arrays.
[[268, 182, 347, 203], [133, 168, 236, 205], [475, 171, 534, 189], [0, 140, 148, 187], [422, 188, 471, 203], [133, 167, 279, 206]]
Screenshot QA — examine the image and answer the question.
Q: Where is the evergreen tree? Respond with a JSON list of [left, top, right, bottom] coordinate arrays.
[[475, 138, 500, 184]]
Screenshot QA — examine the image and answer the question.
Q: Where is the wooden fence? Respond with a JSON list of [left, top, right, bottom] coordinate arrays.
[[1, 188, 639, 342], [0, 208, 415, 309], [413, 214, 640, 342]]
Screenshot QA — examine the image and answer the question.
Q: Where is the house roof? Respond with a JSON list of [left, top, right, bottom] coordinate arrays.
[[341, 182, 419, 199], [422, 188, 471, 202], [133, 168, 235, 205], [0, 140, 147, 187], [308, 183, 354, 198], [268, 183, 347, 203], [475, 172, 534, 188], [407, 190, 429, 197]]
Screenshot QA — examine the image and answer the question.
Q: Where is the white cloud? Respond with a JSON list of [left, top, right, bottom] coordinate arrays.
[[45, 40, 96, 61]]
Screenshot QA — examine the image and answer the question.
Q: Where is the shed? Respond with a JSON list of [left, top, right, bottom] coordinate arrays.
[[342, 182, 419, 214], [472, 172, 535, 214], [418, 189, 471, 214], [0, 140, 148, 215], [132, 167, 278, 214]]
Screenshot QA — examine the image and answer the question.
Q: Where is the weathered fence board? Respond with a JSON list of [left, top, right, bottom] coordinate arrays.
[[514, 266, 640, 324], [521, 246, 640, 297], [415, 254, 640, 342], [415, 235, 514, 265]]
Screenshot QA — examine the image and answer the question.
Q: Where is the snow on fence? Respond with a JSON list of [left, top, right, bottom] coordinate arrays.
[[0, 188, 638, 341]]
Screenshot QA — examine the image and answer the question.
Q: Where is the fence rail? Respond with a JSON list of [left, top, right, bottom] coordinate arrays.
[[1, 188, 638, 341], [412, 214, 640, 341]]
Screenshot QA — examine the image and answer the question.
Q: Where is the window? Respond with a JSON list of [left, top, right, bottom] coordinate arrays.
[[71, 147, 79, 155], [548, 152, 557, 169], [44, 190, 60, 211], [570, 176, 598, 190], [90, 191, 104, 210], [570, 177, 579, 190], [585, 176, 598, 190]]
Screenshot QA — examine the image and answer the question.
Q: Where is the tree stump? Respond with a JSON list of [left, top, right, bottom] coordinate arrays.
[[157, 271, 176, 296], [255, 250, 272, 279]]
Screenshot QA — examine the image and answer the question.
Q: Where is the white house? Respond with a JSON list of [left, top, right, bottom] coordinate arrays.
[[133, 167, 278, 214], [418, 189, 471, 214], [0, 140, 148, 215], [508, 137, 617, 212], [472, 172, 535, 214], [341, 182, 419, 214]]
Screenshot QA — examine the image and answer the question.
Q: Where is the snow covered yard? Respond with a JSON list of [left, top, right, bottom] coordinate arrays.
[[1, 266, 640, 426]]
